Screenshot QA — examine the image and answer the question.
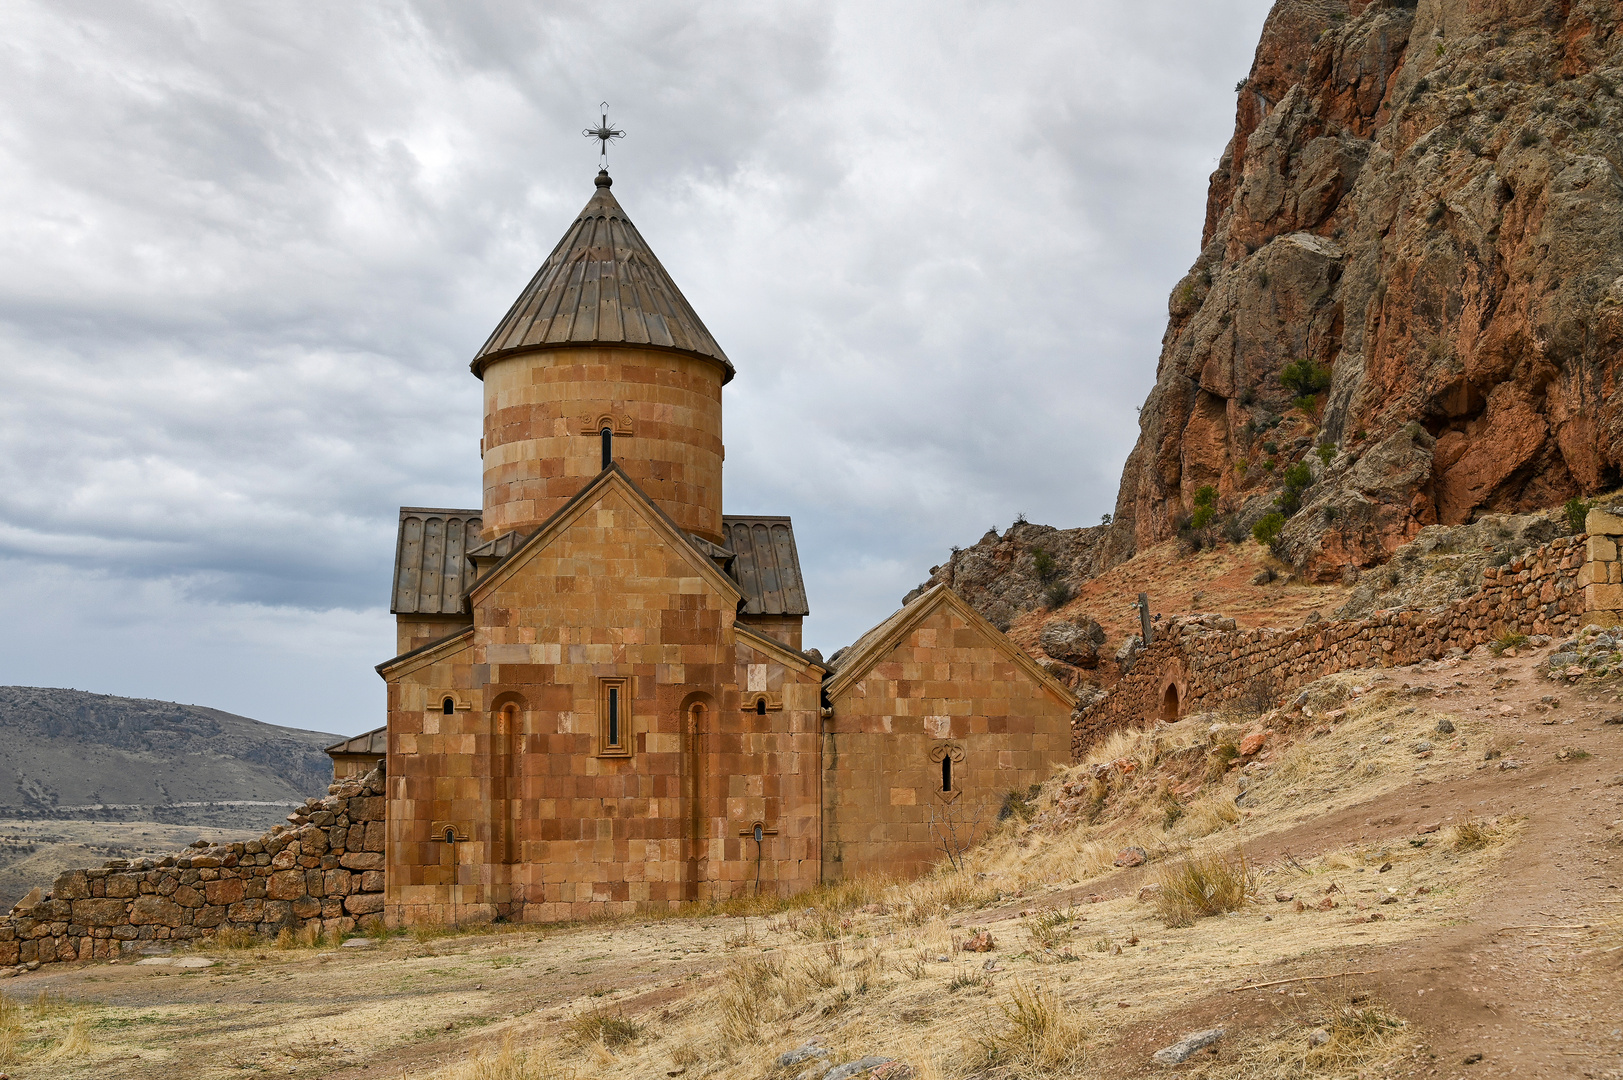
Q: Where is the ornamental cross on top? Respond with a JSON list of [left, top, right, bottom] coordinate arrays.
[[583, 103, 624, 165]]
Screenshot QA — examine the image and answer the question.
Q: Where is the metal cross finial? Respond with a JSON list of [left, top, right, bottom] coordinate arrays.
[[583, 103, 624, 166]]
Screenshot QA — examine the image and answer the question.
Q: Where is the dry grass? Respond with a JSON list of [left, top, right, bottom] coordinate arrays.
[[1224, 988, 1410, 1078], [568, 1004, 643, 1050], [274, 922, 329, 950], [1155, 848, 1252, 927], [431, 1035, 576, 1080], [1448, 817, 1501, 852], [968, 981, 1088, 1076], [207, 924, 260, 949], [0, 990, 99, 1066]]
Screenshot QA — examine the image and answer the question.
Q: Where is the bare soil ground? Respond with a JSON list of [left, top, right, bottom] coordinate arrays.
[[2, 643, 1620, 1080]]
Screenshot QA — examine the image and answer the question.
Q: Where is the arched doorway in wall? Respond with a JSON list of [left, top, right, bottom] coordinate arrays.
[[1154, 659, 1189, 724], [1160, 683, 1181, 723]]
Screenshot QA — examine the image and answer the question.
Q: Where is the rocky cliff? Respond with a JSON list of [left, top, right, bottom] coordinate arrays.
[[1112, 0, 1623, 581]]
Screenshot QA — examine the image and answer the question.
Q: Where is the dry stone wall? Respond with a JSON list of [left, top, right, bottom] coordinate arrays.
[[1073, 535, 1589, 757], [0, 769, 385, 974]]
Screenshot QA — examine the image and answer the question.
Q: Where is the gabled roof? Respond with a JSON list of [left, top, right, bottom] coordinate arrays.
[[734, 623, 826, 677], [470, 171, 734, 382], [375, 626, 475, 679], [724, 517, 809, 617], [825, 584, 1077, 706], [467, 464, 743, 611], [391, 508, 482, 615], [324, 726, 385, 758]]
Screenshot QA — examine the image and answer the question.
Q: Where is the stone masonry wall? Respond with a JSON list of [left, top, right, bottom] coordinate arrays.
[[0, 768, 386, 975], [1072, 535, 1589, 757], [1583, 507, 1623, 627]]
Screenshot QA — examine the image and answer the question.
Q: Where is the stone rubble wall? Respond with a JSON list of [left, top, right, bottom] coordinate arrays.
[[0, 769, 385, 973], [1072, 535, 1589, 757]]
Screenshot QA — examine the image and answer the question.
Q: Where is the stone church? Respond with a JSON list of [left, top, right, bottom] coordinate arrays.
[[373, 169, 1076, 926]]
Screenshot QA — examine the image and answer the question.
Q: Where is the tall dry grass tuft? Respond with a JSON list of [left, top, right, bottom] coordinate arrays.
[[568, 1004, 644, 1050], [44, 1015, 94, 1061], [1155, 848, 1251, 927], [208, 925, 260, 950], [716, 955, 786, 1045], [969, 981, 1088, 1076], [1447, 817, 1503, 852], [0, 994, 22, 1065]]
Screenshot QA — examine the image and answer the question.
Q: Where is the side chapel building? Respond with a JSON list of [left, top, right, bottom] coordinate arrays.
[[372, 169, 1076, 926]]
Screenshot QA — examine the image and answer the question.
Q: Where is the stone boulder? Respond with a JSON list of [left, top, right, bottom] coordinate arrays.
[[1038, 616, 1107, 668]]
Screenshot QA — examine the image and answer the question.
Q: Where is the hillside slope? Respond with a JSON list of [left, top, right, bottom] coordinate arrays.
[[0, 686, 337, 813]]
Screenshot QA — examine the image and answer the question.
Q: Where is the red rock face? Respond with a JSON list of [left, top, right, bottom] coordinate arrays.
[[1111, 0, 1623, 580]]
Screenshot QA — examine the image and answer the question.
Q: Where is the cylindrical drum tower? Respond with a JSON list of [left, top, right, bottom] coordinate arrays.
[[471, 171, 733, 545]]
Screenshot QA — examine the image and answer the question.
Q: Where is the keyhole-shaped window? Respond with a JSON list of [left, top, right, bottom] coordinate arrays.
[[442, 697, 454, 715], [443, 826, 456, 844]]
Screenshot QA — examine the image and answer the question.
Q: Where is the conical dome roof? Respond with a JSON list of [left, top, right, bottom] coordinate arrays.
[[470, 171, 733, 381]]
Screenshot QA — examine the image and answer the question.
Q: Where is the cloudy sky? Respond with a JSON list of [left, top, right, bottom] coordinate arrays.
[[0, 0, 1274, 736]]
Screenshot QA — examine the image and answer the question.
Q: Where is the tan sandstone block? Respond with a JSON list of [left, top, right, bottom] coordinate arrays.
[[1588, 535, 1619, 562], [1587, 583, 1623, 611], [1587, 508, 1623, 536]]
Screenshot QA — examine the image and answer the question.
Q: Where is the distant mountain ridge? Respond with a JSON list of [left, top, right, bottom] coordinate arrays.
[[0, 687, 339, 814]]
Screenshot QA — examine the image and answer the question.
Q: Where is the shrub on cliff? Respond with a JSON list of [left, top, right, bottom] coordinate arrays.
[[1189, 486, 1218, 530], [1280, 358, 1331, 399], [1252, 512, 1286, 545], [1565, 497, 1593, 535]]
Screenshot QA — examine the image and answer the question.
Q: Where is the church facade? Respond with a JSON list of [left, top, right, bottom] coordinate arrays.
[[375, 171, 1075, 926]]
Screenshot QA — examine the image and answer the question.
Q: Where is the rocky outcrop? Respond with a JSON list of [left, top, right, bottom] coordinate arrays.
[[903, 520, 1112, 628], [1110, 0, 1623, 579]]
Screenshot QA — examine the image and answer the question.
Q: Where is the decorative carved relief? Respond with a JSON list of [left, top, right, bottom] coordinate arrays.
[[429, 821, 470, 843], [741, 691, 783, 712], [579, 413, 635, 436]]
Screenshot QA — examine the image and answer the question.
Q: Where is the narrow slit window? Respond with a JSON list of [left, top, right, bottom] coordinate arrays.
[[598, 677, 631, 756], [601, 427, 613, 469], [755, 698, 766, 716], [442, 697, 454, 715], [942, 756, 953, 793]]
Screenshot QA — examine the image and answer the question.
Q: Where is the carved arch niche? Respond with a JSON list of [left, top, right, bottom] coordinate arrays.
[[678, 691, 718, 898], [487, 691, 527, 865]]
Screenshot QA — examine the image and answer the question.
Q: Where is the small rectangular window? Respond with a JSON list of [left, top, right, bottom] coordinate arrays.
[[597, 677, 631, 756]]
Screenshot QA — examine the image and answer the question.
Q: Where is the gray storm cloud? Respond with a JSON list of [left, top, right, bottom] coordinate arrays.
[[0, 0, 1273, 731]]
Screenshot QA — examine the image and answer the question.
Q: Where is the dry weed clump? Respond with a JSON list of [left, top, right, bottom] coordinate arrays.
[[1155, 849, 1252, 927], [1230, 988, 1409, 1078], [1447, 817, 1499, 852], [568, 1003, 644, 1050], [968, 981, 1087, 1076]]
